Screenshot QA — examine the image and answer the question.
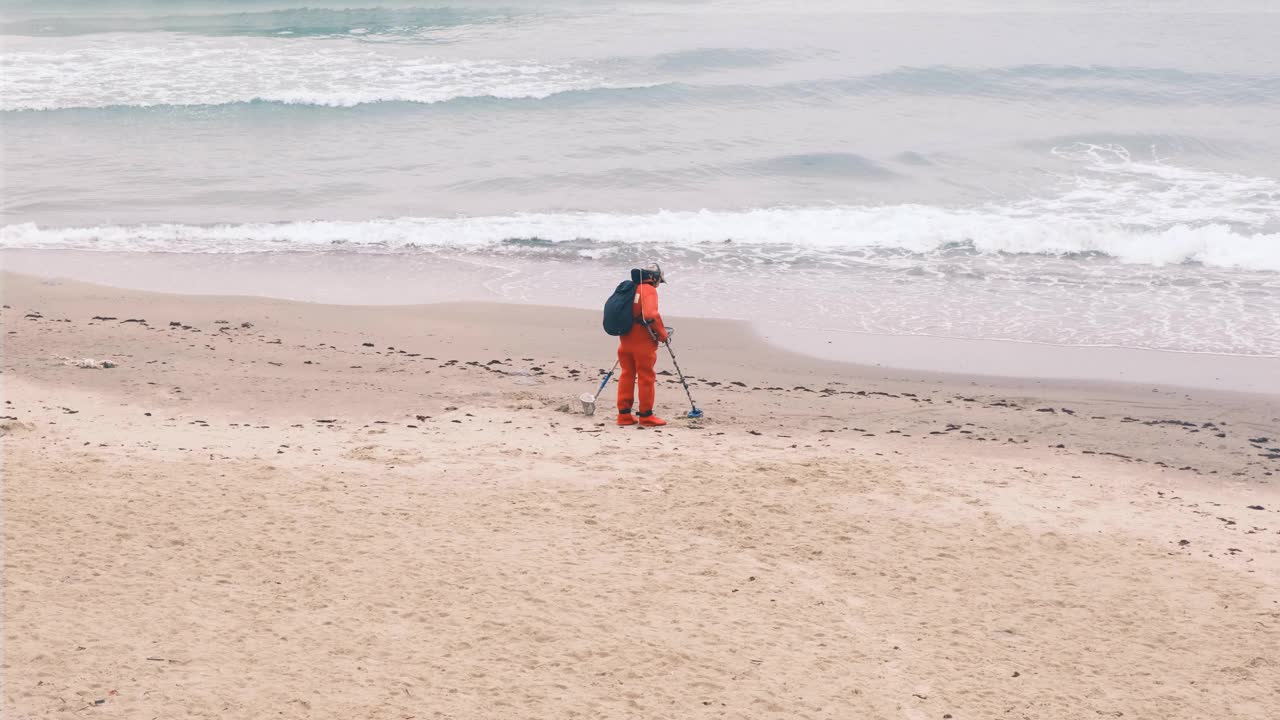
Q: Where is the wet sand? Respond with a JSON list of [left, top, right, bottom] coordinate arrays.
[[6, 248, 1277, 394]]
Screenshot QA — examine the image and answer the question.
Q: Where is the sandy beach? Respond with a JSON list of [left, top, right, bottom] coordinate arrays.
[[2, 270, 1277, 719], [6, 2, 1279, 716]]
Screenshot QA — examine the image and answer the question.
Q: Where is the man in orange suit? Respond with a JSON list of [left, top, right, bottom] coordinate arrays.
[[617, 263, 669, 427]]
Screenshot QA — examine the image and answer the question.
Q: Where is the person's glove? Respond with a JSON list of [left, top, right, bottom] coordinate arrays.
[[664, 326, 674, 343]]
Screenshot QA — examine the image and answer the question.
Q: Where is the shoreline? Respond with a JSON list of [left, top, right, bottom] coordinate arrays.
[[761, 324, 1280, 396], [4, 270, 1277, 466], [3, 249, 1278, 396]]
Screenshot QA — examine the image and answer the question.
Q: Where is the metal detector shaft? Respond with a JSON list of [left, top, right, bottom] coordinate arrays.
[[663, 340, 702, 417]]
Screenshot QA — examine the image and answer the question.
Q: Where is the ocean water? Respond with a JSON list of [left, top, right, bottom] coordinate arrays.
[[2, 0, 1278, 356]]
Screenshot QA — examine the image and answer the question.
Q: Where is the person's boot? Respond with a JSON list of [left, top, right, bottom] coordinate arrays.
[[616, 410, 637, 426], [637, 411, 667, 427]]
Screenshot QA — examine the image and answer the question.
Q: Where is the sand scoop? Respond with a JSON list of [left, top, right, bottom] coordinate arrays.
[[579, 360, 619, 416]]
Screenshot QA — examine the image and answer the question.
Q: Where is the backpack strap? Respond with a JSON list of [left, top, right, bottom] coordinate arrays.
[[635, 283, 660, 342]]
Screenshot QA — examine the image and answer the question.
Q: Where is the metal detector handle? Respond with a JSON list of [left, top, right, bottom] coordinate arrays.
[[592, 360, 620, 400]]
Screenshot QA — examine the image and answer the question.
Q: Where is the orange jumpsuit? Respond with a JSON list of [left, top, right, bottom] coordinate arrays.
[[617, 282, 667, 414]]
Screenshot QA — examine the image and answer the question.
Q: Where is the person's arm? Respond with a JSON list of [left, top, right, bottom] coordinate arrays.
[[639, 284, 668, 343]]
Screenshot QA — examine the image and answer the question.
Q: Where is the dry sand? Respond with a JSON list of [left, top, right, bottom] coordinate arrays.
[[2, 271, 1278, 719]]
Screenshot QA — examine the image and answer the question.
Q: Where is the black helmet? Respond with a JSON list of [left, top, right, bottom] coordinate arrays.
[[638, 261, 666, 284]]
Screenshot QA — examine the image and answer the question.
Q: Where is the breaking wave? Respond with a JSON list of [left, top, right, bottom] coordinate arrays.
[[4, 206, 1277, 271], [4, 40, 1277, 111]]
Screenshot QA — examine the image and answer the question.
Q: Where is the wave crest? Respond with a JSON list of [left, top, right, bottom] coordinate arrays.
[[1, 6, 518, 38], [4, 49, 1277, 111], [4, 206, 1276, 271]]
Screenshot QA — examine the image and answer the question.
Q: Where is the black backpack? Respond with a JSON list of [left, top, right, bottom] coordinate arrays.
[[602, 277, 637, 336]]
